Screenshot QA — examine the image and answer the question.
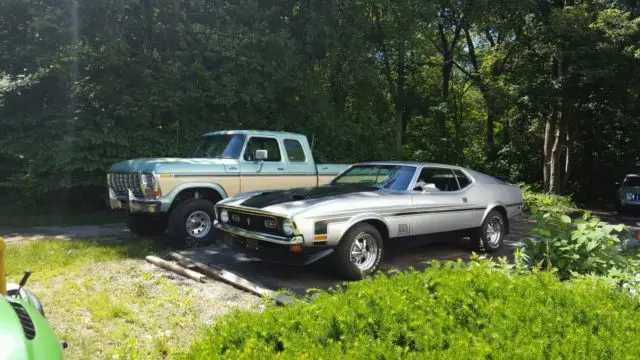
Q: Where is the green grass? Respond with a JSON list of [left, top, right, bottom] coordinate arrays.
[[5, 238, 259, 359], [178, 260, 640, 360], [0, 208, 126, 228], [5, 238, 166, 279]]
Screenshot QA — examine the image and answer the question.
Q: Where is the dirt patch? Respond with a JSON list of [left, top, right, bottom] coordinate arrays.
[[0, 223, 128, 243]]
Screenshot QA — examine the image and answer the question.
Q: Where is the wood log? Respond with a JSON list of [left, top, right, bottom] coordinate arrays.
[[145, 255, 206, 283], [168, 252, 294, 306]]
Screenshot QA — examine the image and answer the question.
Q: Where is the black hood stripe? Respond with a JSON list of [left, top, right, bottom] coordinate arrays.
[[240, 184, 378, 209]]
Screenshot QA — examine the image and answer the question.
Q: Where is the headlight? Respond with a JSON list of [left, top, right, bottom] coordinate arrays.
[[282, 219, 295, 236], [627, 192, 635, 200], [140, 172, 160, 197], [220, 209, 229, 223]]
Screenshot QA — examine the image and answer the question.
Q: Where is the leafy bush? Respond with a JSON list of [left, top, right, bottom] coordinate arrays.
[[521, 210, 638, 280], [521, 184, 577, 213], [177, 260, 640, 359]]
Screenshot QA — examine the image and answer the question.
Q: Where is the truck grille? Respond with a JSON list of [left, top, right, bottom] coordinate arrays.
[[108, 172, 143, 197], [225, 209, 284, 236], [9, 301, 36, 340]]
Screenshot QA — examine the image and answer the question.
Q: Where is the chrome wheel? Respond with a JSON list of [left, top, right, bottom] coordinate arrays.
[[349, 232, 379, 271], [186, 211, 212, 239], [486, 215, 503, 247]]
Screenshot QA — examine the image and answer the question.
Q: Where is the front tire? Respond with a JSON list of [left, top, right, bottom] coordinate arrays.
[[472, 210, 506, 253], [127, 213, 168, 237], [167, 198, 218, 247], [332, 223, 384, 280]]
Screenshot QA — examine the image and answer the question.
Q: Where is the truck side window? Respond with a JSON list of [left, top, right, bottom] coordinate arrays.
[[243, 137, 282, 162], [284, 139, 306, 162]]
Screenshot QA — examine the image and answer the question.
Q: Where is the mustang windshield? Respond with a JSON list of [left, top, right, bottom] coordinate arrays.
[[331, 165, 415, 190], [193, 134, 246, 159]]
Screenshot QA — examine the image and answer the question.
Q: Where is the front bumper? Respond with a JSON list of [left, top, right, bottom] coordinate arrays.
[[620, 199, 640, 208], [109, 188, 161, 213], [214, 220, 303, 245], [215, 220, 333, 266]]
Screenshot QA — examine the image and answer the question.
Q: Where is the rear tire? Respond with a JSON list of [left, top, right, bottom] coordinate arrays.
[[167, 198, 218, 248], [126, 213, 168, 237], [471, 210, 506, 253], [332, 223, 384, 280]]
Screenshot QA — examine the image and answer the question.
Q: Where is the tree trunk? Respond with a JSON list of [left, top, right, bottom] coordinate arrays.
[[549, 99, 568, 194], [543, 110, 557, 192], [561, 107, 573, 193], [440, 61, 452, 137]]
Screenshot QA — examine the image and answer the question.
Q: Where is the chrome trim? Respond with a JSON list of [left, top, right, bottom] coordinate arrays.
[[215, 221, 303, 245], [216, 204, 291, 219]]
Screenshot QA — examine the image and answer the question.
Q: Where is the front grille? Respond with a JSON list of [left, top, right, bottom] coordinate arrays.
[[226, 209, 284, 236], [9, 301, 36, 340], [108, 172, 143, 197]]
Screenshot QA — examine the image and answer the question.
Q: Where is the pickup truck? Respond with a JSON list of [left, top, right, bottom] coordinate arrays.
[[107, 130, 348, 246]]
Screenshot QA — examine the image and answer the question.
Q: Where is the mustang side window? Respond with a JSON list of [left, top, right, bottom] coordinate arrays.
[[415, 168, 460, 192], [284, 139, 306, 162], [453, 169, 471, 189], [243, 137, 282, 162]]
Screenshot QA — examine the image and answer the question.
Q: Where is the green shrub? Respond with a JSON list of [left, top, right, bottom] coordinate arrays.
[[521, 184, 577, 213], [177, 261, 640, 360], [521, 210, 636, 280]]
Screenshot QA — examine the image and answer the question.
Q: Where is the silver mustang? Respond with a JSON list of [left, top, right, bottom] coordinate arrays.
[[214, 162, 523, 279]]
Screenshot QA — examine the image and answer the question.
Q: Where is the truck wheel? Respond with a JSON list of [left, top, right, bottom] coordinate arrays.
[[168, 198, 218, 247], [472, 209, 506, 253], [127, 213, 168, 237], [332, 223, 384, 280]]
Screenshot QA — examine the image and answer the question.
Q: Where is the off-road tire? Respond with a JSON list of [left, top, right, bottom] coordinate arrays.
[[471, 209, 506, 253], [332, 223, 384, 280], [126, 213, 168, 237], [167, 198, 218, 248]]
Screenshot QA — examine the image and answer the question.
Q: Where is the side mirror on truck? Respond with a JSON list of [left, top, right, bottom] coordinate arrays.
[[255, 149, 268, 161]]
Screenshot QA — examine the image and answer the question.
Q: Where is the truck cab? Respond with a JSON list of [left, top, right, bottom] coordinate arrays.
[[107, 130, 348, 246]]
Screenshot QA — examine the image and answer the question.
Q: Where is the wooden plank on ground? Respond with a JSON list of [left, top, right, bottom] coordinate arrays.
[[145, 255, 206, 283], [169, 252, 294, 306]]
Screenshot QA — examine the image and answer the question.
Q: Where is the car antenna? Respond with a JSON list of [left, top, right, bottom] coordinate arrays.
[[311, 133, 316, 150]]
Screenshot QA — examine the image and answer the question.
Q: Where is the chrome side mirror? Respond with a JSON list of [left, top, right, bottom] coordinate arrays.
[[255, 149, 268, 161]]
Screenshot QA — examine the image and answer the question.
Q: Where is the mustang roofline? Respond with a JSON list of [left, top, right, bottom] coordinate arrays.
[[351, 161, 467, 170]]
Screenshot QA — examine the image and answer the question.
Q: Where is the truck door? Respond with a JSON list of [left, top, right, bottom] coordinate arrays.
[[283, 138, 317, 188], [239, 136, 290, 192]]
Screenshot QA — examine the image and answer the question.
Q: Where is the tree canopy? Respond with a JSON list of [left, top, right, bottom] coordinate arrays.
[[1, 0, 639, 210]]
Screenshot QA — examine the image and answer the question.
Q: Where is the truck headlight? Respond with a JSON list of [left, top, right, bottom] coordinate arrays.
[[627, 192, 635, 200], [282, 219, 295, 236], [220, 209, 229, 223], [140, 172, 160, 197]]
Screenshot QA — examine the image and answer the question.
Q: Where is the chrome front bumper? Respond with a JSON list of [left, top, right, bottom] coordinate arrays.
[[214, 220, 304, 245], [109, 188, 161, 213]]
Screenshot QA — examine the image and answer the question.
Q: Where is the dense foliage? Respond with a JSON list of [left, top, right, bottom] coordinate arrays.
[[177, 261, 640, 359], [521, 184, 577, 213], [522, 211, 639, 279], [1, 0, 639, 210]]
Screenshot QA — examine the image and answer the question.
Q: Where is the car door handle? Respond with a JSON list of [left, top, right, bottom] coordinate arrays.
[[229, 166, 237, 170], [462, 197, 468, 203], [277, 167, 285, 171]]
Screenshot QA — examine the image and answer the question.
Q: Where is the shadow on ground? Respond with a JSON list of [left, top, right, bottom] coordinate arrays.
[[179, 215, 537, 297]]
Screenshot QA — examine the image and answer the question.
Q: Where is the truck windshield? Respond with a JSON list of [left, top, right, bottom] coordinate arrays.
[[193, 134, 246, 159], [624, 176, 640, 187], [331, 165, 416, 190]]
